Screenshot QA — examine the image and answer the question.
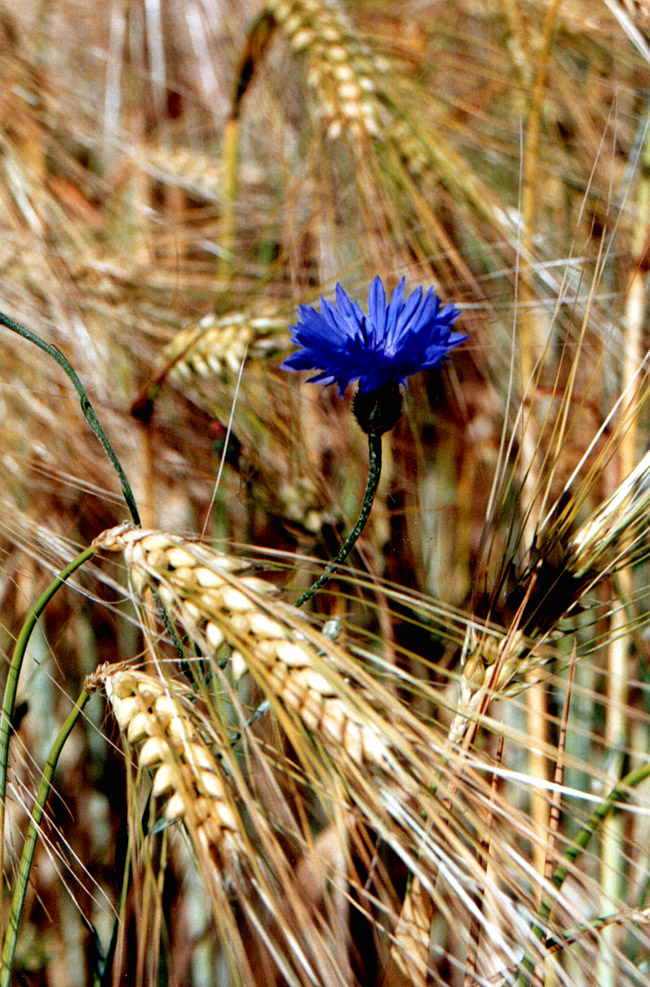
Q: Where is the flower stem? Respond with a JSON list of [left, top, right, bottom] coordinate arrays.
[[295, 432, 382, 607], [0, 309, 141, 526]]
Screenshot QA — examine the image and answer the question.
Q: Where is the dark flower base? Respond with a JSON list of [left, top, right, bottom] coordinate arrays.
[[353, 381, 403, 435]]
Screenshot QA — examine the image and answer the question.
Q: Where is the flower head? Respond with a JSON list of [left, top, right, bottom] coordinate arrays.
[[282, 275, 466, 396]]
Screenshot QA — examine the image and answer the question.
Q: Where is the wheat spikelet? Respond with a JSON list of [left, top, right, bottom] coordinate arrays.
[[162, 310, 286, 382], [137, 145, 224, 200], [451, 445, 650, 741], [88, 665, 245, 866], [266, 0, 387, 140], [563, 447, 650, 579], [266, 0, 453, 180], [451, 625, 530, 745], [277, 478, 326, 534]]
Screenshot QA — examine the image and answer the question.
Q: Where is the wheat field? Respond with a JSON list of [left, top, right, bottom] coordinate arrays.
[[0, 1, 649, 985]]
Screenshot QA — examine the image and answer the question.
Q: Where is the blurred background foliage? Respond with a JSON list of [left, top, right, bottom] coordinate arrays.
[[0, 0, 649, 984]]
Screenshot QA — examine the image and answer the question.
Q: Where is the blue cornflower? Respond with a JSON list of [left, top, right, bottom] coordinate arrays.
[[282, 275, 466, 396]]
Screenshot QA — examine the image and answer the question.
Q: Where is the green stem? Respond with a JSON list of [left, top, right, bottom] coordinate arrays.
[[0, 546, 96, 886], [543, 907, 647, 955], [0, 690, 91, 986], [295, 432, 382, 607], [217, 116, 240, 284], [0, 309, 140, 526], [517, 760, 650, 985]]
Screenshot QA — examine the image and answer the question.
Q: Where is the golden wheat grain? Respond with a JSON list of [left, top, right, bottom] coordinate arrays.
[[137, 145, 224, 200], [266, 0, 388, 140], [162, 310, 287, 382], [87, 665, 244, 862]]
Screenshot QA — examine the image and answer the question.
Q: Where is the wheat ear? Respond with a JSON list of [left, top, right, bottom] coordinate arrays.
[[87, 665, 245, 865], [266, 0, 387, 140], [162, 311, 286, 382], [452, 445, 650, 742], [88, 663, 348, 986]]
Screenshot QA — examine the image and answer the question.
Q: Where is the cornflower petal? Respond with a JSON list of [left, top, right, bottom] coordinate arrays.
[[384, 278, 407, 350], [368, 275, 388, 340], [334, 282, 365, 332], [282, 275, 466, 395]]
